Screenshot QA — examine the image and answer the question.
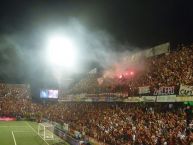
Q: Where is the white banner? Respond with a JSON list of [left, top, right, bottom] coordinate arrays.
[[142, 96, 156, 102], [124, 97, 141, 102], [156, 95, 176, 102], [139, 86, 150, 94], [63, 123, 69, 131], [179, 84, 193, 96], [176, 96, 193, 102], [143, 48, 154, 57], [88, 68, 97, 74], [97, 77, 104, 85], [153, 42, 170, 56]]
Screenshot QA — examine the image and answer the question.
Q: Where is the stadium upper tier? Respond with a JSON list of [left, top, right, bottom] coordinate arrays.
[[66, 44, 193, 97], [0, 44, 192, 99]]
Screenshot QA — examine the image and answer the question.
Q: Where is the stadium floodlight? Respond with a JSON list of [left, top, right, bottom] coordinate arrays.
[[46, 35, 77, 68]]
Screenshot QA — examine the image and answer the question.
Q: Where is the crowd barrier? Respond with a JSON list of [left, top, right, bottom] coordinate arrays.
[[60, 84, 193, 102], [59, 95, 193, 102]]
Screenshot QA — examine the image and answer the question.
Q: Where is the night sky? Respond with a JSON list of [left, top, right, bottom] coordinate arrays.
[[0, 0, 193, 46], [0, 0, 193, 87]]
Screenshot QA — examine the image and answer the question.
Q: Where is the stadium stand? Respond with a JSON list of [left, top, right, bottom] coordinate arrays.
[[65, 44, 193, 98], [0, 44, 193, 144]]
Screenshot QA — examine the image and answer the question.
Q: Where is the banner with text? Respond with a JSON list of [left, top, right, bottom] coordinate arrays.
[[153, 86, 175, 96], [179, 84, 193, 96]]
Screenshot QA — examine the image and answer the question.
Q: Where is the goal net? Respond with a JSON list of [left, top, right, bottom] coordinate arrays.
[[38, 122, 54, 140]]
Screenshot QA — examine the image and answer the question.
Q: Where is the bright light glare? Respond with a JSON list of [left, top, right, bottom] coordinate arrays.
[[46, 35, 77, 68], [130, 71, 134, 75]]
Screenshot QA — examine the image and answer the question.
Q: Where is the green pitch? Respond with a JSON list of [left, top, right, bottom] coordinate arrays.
[[0, 121, 69, 145]]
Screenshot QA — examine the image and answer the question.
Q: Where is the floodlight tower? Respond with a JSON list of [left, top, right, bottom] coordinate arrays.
[[46, 35, 77, 68]]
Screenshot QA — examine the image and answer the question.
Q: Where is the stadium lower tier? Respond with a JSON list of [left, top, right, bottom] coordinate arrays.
[[1, 98, 193, 144]]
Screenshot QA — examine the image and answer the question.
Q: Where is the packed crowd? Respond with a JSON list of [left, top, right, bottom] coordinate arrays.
[[0, 84, 30, 98], [67, 44, 193, 97], [0, 44, 193, 145], [0, 94, 193, 145], [37, 103, 193, 145]]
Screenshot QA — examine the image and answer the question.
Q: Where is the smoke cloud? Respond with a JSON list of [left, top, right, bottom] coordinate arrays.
[[62, 19, 146, 78], [0, 18, 147, 83]]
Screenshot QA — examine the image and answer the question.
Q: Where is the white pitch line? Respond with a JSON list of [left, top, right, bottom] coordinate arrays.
[[0, 126, 27, 127], [12, 131, 17, 145], [25, 121, 49, 145], [13, 131, 33, 133]]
